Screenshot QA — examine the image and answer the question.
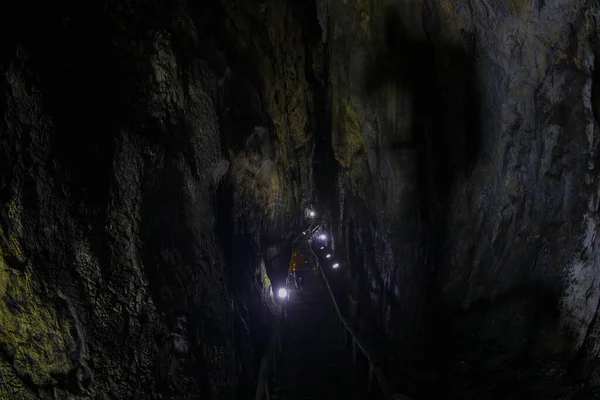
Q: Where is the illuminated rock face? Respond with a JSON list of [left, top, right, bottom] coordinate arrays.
[[319, 1, 600, 398], [1, 0, 600, 398]]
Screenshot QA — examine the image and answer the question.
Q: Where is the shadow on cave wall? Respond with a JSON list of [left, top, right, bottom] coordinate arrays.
[[359, 5, 482, 395], [300, 0, 337, 208], [363, 7, 481, 248], [2, 1, 135, 212], [358, 7, 586, 399], [444, 283, 568, 399]]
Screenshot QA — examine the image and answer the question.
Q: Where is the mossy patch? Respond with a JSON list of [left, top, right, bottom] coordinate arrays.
[[437, 0, 455, 18], [507, 0, 529, 15], [506, 175, 520, 199], [288, 101, 308, 150], [360, 11, 371, 37], [353, 0, 372, 40], [259, 260, 273, 301], [0, 229, 75, 386], [7, 194, 23, 237], [426, 0, 464, 44], [332, 103, 367, 169]]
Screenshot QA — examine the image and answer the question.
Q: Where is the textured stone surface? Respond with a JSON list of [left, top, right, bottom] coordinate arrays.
[[2, 0, 600, 399], [319, 0, 600, 399], [0, 1, 308, 398]]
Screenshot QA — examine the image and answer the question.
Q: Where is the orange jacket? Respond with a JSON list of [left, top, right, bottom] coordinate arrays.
[[288, 248, 307, 275]]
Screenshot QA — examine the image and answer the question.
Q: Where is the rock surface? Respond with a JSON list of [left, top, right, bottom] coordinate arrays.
[[2, 0, 600, 399], [0, 1, 308, 398], [320, 0, 600, 399]]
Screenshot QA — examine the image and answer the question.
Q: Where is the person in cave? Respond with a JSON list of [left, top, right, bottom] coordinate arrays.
[[288, 248, 307, 291], [294, 268, 304, 291]]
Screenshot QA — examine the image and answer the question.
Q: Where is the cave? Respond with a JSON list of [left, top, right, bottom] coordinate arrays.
[[1, 0, 600, 399]]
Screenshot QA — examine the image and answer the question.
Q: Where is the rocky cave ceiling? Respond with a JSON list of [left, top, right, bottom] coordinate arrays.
[[1, 0, 600, 399]]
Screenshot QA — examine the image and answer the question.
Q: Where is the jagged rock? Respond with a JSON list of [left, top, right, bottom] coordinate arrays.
[[321, 0, 600, 398], [0, 1, 304, 398], [2, 0, 600, 399]]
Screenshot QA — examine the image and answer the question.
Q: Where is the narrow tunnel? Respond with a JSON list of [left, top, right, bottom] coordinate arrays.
[[1, 0, 600, 399]]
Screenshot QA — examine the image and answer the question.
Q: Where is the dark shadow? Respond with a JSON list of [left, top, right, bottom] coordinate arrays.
[[361, 5, 482, 397], [219, 69, 267, 151], [364, 8, 481, 219], [451, 283, 562, 355], [190, 0, 269, 156], [441, 282, 567, 399], [7, 1, 129, 211], [590, 38, 600, 131], [300, 1, 337, 209]]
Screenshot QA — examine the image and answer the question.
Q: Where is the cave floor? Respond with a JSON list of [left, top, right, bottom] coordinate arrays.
[[271, 267, 368, 400]]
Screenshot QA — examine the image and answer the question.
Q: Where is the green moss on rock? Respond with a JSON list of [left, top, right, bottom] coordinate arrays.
[[355, 0, 372, 39], [0, 358, 34, 399], [332, 103, 367, 169], [0, 231, 75, 386]]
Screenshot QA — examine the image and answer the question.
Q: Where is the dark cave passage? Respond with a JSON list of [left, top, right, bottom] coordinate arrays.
[[0, 0, 599, 399]]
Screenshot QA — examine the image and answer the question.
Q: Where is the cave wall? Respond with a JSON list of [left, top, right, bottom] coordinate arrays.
[[317, 0, 600, 398], [3, 0, 600, 398], [0, 0, 314, 398]]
